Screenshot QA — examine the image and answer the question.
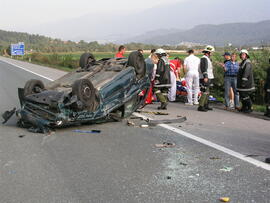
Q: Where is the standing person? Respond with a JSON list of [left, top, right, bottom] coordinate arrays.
[[224, 53, 240, 110], [115, 45, 126, 58], [264, 57, 270, 117], [153, 48, 171, 110], [169, 57, 182, 102], [222, 52, 235, 108], [237, 49, 255, 113], [145, 53, 159, 104], [184, 49, 200, 105], [198, 45, 215, 112]]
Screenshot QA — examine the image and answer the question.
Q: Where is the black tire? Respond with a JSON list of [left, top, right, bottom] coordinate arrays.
[[24, 79, 45, 96], [127, 51, 146, 79], [79, 53, 96, 69], [72, 79, 95, 107]]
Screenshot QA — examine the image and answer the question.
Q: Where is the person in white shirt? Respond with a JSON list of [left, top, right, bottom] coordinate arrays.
[[184, 49, 200, 105]]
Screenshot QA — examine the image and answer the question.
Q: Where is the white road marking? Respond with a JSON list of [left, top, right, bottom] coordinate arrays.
[[3, 59, 270, 171], [133, 112, 270, 171], [0, 59, 54, 81]]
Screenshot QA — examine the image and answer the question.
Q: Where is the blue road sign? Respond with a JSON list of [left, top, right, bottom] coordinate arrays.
[[11, 42, 25, 56]]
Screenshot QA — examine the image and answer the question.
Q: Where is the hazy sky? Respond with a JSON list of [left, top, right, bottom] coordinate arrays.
[[0, 0, 185, 31]]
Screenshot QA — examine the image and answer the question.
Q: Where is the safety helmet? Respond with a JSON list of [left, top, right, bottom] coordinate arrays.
[[240, 49, 249, 56], [155, 48, 166, 55], [203, 45, 215, 53], [240, 49, 250, 58]]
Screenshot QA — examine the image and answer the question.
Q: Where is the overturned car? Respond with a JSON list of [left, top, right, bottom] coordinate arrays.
[[4, 51, 150, 132]]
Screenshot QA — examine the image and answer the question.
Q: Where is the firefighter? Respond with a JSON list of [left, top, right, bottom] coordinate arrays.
[[153, 48, 171, 110], [264, 57, 270, 117], [237, 49, 255, 113], [198, 45, 215, 112]]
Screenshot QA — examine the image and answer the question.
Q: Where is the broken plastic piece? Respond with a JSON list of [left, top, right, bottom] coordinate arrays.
[[136, 110, 169, 115], [155, 142, 176, 148], [219, 197, 230, 202], [73, 129, 101, 134], [2, 108, 16, 124], [210, 157, 221, 160], [265, 157, 270, 163], [147, 117, 187, 126], [220, 167, 233, 172], [127, 120, 135, 126]]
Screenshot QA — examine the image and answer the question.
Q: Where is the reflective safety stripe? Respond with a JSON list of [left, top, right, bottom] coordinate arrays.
[[154, 84, 172, 88], [242, 96, 250, 100], [237, 87, 255, 91], [162, 93, 168, 96], [155, 90, 161, 94]]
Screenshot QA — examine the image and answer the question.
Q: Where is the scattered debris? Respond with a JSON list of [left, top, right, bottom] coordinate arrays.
[[179, 162, 188, 166], [136, 110, 169, 115], [140, 124, 149, 128], [166, 176, 172, 180], [2, 108, 16, 124], [147, 117, 187, 126], [126, 120, 135, 126], [249, 154, 263, 158], [129, 116, 144, 120], [155, 142, 176, 148], [28, 127, 51, 134], [265, 157, 270, 164], [219, 197, 230, 202], [73, 130, 101, 134], [18, 135, 26, 138], [210, 157, 221, 160], [220, 167, 233, 172]]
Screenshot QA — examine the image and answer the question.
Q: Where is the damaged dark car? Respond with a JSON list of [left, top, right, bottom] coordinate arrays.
[[3, 51, 150, 132]]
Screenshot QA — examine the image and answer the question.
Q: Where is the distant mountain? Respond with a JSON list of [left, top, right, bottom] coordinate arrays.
[[23, 0, 270, 42], [122, 20, 270, 46]]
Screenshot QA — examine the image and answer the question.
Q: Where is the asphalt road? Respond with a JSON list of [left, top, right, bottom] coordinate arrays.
[[0, 57, 270, 203]]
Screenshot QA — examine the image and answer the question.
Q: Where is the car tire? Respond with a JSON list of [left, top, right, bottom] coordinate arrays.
[[79, 53, 95, 69], [24, 79, 45, 96], [72, 79, 95, 108], [127, 51, 146, 79]]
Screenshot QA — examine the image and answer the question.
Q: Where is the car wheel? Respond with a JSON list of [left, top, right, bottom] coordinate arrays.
[[127, 51, 146, 79], [79, 53, 96, 69], [72, 79, 95, 108], [24, 79, 45, 96]]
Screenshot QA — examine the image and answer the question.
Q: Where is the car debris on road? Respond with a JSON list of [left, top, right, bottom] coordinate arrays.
[[155, 142, 176, 148]]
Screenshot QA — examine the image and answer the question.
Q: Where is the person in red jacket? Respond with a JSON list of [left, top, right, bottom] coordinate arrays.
[[115, 45, 126, 58], [169, 57, 182, 101]]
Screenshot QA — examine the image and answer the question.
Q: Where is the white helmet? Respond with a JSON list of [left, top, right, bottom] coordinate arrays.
[[240, 49, 249, 56], [203, 45, 215, 53], [155, 48, 166, 55]]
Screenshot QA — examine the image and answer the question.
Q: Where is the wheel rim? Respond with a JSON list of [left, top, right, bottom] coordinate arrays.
[[82, 84, 91, 99]]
